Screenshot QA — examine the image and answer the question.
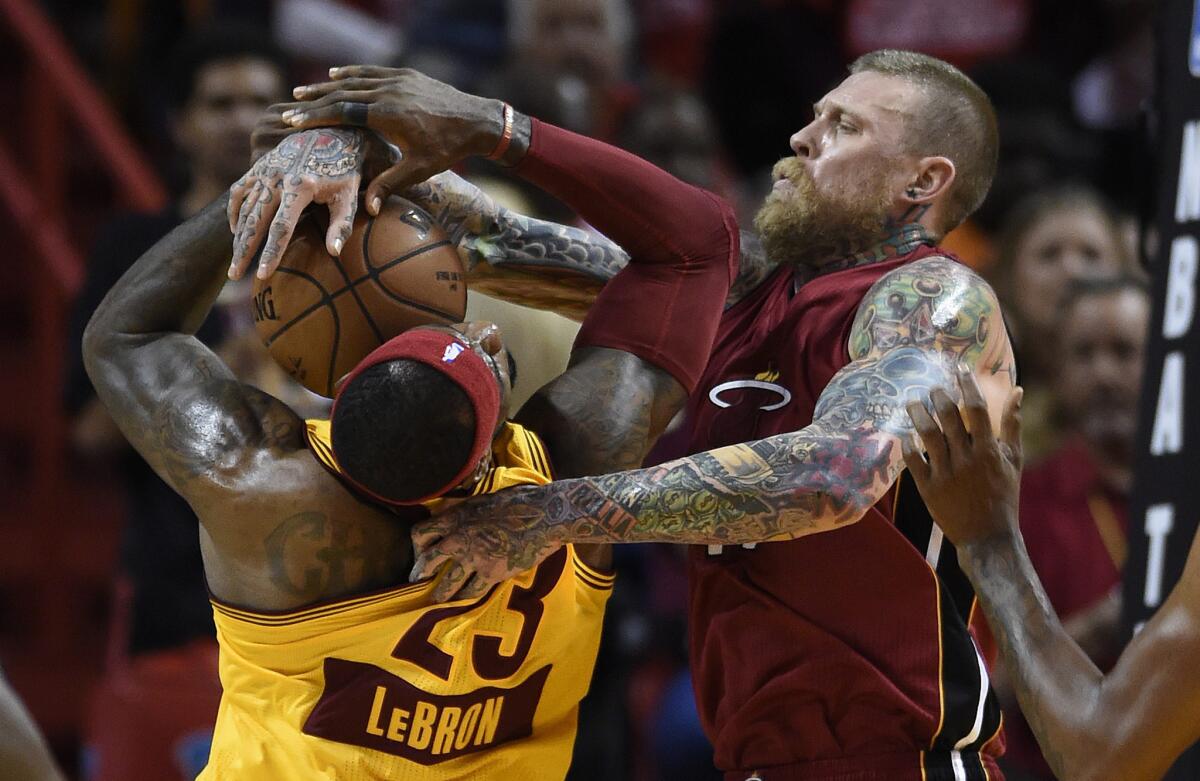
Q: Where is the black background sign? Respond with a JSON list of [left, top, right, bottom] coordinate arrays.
[[1123, 0, 1200, 776]]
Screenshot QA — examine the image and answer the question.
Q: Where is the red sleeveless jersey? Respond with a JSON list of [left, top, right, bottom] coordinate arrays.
[[683, 246, 1005, 781]]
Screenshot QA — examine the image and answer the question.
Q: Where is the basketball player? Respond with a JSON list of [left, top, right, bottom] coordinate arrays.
[[82, 122, 735, 778], [266, 55, 1018, 779], [902, 350, 1200, 780]]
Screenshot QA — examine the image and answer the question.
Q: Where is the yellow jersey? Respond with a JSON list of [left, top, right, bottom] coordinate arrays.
[[200, 421, 614, 780]]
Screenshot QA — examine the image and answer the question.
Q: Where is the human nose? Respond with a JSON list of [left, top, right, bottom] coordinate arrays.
[[790, 121, 818, 159]]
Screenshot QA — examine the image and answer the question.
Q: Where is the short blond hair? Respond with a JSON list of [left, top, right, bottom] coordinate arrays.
[[850, 50, 999, 235]]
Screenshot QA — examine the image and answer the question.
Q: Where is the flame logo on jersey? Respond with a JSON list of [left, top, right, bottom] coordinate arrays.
[[707, 365, 792, 411]]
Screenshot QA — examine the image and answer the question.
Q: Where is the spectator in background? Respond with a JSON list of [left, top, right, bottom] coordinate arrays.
[[969, 60, 1102, 238], [496, 0, 635, 139], [617, 80, 725, 195], [988, 185, 1131, 460], [995, 275, 1150, 781], [64, 26, 289, 781]]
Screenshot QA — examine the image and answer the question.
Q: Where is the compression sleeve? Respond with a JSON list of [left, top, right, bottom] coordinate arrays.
[[513, 118, 740, 392]]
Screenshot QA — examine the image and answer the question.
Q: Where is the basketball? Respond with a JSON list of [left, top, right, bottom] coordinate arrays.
[[250, 197, 466, 397]]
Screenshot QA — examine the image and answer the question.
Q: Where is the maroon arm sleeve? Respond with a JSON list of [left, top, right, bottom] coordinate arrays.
[[513, 118, 739, 393]]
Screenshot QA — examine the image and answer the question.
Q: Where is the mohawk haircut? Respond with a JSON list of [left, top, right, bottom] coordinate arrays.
[[331, 360, 476, 503], [850, 50, 999, 235]]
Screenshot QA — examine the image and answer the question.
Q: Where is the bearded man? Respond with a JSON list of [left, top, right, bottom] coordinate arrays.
[[260, 49, 1017, 781]]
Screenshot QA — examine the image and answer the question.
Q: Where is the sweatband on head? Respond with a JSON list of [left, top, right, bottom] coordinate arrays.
[[330, 329, 502, 505]]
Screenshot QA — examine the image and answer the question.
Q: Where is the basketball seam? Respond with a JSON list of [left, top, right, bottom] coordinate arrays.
[[325, 295, 341, 398], [263, 267, 337, 348], [329, 230, 386, 346], [264, 240, 462, 350], [359, 236, 462, 320]]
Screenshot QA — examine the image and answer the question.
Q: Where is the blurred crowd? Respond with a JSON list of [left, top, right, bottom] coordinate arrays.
[[38, 0, 1155, 779]]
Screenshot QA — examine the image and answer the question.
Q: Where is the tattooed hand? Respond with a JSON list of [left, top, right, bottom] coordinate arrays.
[[411, 489, 569, 602], [902, 366, 1024, 549], [228, 128, 384, 279], [279, 66, 514, 209]]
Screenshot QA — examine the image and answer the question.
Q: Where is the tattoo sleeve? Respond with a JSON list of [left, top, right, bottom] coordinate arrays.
[[83, 195, 303, 505], [470, 257, 1015, 550], [405, 172, 629, 320]]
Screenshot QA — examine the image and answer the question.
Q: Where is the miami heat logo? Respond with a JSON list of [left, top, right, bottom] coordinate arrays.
[[707, 367, 792, 411]]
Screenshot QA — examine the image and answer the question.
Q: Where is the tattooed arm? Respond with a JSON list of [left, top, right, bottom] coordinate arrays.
[[904, 374, 1200, 781], [404, 171, 627, 321], [411, 257, 1016, 589], [83, 194, 306, 513]]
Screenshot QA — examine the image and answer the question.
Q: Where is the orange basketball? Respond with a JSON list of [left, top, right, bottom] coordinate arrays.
[[251, 196, 466, 397]]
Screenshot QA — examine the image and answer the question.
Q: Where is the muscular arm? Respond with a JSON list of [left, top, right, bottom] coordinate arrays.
[[959, 525, 1200, 781], [82, 192, 304, 514], [902, 362, 1200, 781], [405, 171, 628, 321], [413, 257, 1015, 579]]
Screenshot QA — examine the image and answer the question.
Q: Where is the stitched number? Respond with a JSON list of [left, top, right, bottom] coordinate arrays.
[[391, 549, 567, 680]]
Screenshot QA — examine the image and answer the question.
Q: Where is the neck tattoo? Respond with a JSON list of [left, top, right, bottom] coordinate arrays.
[[794, 222, 935, 291]]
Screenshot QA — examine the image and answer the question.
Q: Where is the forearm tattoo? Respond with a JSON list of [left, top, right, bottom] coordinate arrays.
[[405, 173, 628, 315], [492, 346, 951, 555], [454, 256, 1012, 559]]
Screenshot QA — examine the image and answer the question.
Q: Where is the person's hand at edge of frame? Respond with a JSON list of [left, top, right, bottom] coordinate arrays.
[[901, 365, 1024, 549], [277, 66, 506, 218]]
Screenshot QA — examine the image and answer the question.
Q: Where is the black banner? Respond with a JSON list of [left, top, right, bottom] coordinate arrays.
[[1122, 0, 1200, 776]]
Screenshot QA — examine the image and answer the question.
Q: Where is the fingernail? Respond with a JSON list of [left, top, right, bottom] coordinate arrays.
[[333, 237, 344, 254], [292, 86, 307, 99], [370, 196, 382, 214], [329, 67, 341, 77], [286, 113, 306, 125], [281, 109, 295, 120]]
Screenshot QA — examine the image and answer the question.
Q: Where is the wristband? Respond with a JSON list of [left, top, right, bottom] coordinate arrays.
[[486, 103, 515, 162]]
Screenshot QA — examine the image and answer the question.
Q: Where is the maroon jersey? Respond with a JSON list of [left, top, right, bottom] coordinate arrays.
[[684, 245, 1004, 781]]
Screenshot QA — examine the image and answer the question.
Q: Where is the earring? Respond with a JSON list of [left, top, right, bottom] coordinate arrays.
[[906, 188, 918, 199]]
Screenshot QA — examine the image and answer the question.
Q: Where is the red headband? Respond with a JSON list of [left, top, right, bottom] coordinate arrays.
[[330, 329, 502, 505]]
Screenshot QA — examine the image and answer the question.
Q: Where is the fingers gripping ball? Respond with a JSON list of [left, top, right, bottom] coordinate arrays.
[[251, 197, 466, 397]]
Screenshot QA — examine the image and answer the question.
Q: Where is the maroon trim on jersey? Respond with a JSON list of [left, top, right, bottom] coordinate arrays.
[[893, 472, 1004, 759], [303, 658, 550, 765]]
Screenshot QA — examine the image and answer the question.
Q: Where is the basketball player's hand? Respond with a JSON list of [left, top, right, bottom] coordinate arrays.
[[902, 367, 1024, 548], [249, 104, 293, 162], [228, 128, 369, 280], [279, 66, 506, 216], [410, 488, 567, 602]]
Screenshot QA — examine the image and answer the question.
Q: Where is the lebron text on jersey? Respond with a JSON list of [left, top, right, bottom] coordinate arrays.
[[200, 422, 614, 781]]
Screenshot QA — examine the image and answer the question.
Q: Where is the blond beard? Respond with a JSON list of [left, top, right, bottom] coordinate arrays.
[[753, 160, 894, 268]]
